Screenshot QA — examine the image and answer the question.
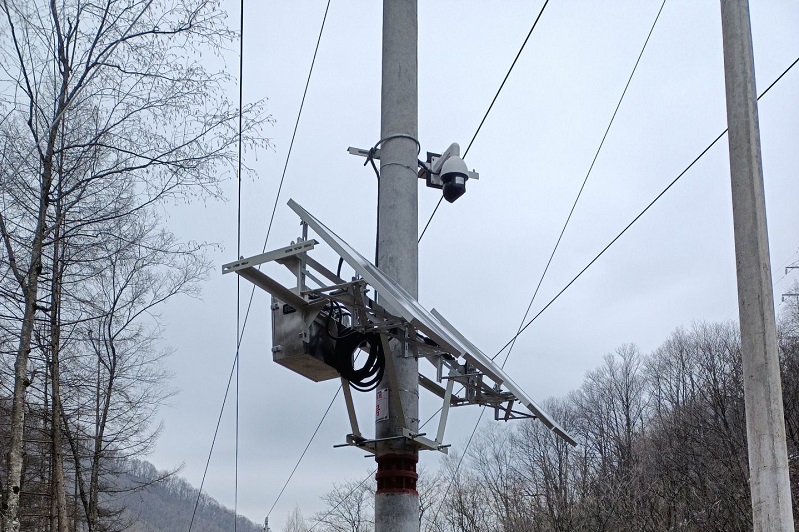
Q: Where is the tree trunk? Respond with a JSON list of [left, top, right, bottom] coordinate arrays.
[[49, 194, 69, 532], [3, 174, 52, 532], [2, 2, 69, 527]]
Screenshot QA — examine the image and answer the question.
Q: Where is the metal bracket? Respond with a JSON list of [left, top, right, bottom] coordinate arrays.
[[221, 240, 317, 274], [402, 428, 449, 453], [341, 378, 361, 439], [348, 146, 381, 160], [226, 200, 578, 449]]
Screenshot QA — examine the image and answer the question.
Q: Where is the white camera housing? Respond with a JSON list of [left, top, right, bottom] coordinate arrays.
[[421, 142, 479, 203]]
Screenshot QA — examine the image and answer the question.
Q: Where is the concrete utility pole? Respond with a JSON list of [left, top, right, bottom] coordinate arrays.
[[720, 1, 796, 530], [374, 1, 420, 531]]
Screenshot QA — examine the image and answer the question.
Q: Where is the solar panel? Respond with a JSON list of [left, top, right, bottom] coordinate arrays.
[[287, 199, 577, 446]]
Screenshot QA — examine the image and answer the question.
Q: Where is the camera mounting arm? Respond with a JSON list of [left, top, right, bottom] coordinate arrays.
[[348, 141, 479, 203]]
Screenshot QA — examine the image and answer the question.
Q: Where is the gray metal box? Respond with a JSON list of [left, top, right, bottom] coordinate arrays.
[[271, 296, 340, 382]]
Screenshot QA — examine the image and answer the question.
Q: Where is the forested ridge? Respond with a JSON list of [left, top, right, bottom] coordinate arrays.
[[110, 460, 262, 532]]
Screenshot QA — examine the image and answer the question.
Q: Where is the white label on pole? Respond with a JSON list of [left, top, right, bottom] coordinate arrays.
[[376, 388, 389, 421]]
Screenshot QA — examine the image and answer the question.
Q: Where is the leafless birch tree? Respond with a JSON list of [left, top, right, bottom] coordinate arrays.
[[0, 0, 269, 529]]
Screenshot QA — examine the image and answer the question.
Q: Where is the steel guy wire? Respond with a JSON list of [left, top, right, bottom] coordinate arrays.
[[418, 0, 550, 243]]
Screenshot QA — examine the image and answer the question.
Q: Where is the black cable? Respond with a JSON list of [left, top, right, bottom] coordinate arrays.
[[346, 336, 385, 392], [266, 386, 341, 519], [500, 0, 667, 368], [326, 329, 385, 392], [419, 0, 550, 243], [366, 148, 381, 266], [262, 0, 332, 249], [188, 356, 237, 532], [191, 3, 332, 529], [491, 52, 799, 361]]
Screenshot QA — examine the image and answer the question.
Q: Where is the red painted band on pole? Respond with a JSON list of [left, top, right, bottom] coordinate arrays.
[[375, 453, 418, 494]]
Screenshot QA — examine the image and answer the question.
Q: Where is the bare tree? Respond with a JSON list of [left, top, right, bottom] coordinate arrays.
[[433, 450, 496, 532], [62, 214, 207, 531], [0, 0, 269, 529], [779, 283, 799, 524], [281, 505, 308, 532], [514, 398, 581, 532], [313, 479, 374, 532]]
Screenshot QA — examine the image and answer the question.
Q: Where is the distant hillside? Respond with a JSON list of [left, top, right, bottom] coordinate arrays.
[[109, 460, 262, 532]]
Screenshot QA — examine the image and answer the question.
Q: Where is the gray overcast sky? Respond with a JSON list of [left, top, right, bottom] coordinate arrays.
[[148, 1, 798, 529]]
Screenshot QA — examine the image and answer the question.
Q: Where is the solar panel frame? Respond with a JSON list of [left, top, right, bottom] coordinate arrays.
[[287, 199, 577, 446]]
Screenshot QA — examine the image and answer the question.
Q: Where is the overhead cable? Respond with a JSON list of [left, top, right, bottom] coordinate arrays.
[[419, 0, 550, 243], [492, 54, 799, 361], [189, 0, 248, 528], [266, 387, 341, 519], [190, 2, 332, 529], [499, 0, 667, 366], [188, 355, 237, 531]]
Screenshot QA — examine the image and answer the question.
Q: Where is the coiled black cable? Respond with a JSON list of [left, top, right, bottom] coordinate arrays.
[[322, 303, 386, 392]]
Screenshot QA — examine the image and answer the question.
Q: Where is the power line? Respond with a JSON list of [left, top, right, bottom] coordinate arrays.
[[263, 0, 332, 250], [424, 35, 798, 532], [491, 53, 799, 362], [499, 0, 667, 366], [265, 346, 371, 518], [463, 0, 550, 159], [421, 8, 666, 525], [418, 0, 550, 243], [188, 356, 237, 531], [266, 386, 341, 519], [190, 0, 247, 528], [189, 3, 332, 529], [234, 0, 246, 529]]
